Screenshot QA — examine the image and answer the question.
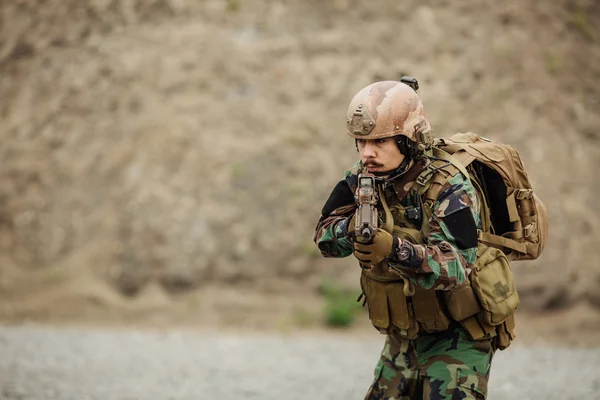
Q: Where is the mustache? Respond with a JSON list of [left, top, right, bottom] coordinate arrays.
[[363, 159, 383, 167]]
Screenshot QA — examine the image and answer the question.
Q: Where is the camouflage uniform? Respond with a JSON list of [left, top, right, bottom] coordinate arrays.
[[365, 323, 493, 400], [316, 158, 481, 290], [314, 158, 494, 399]]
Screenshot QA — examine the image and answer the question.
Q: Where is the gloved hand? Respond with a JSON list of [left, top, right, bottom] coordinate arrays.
[[353, 228, 397, 266]]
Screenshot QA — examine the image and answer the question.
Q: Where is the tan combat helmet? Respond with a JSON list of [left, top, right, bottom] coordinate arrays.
[[346, 80, 434, 151]]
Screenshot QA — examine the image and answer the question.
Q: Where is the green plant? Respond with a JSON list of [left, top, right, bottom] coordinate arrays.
[[232, 162, 245, 178], [277, 318, 293, 334], [573, 6, 595, 41], [324, 296, 361, 327], [292, 308, 318, 328], [44, 267, 68, 284], [317, 278, 342, 297], [319, 278, 362, 328], [187, 294, 200, 310], [226, 0, 240, 13], [546, 52, 562, 75]]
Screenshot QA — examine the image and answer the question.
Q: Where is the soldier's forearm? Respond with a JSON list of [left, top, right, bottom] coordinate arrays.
[[314, 216, 353, 258], [387, 239, 424, 268], [389, 240, 469, 290]]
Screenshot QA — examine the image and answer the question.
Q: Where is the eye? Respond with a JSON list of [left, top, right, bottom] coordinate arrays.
[[357, 139, 366, 144], [375, 138, 387, 144]]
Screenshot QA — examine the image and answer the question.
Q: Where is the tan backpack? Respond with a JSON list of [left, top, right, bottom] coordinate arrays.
[[419, 132, 548, 349], [429, 132, 548, 262]]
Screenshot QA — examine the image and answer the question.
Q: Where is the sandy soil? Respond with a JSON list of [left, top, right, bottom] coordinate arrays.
[[1, 0, 599, 342]]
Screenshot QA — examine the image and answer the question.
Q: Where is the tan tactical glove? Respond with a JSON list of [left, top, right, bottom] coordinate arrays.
[[353, 228, 396, 266]]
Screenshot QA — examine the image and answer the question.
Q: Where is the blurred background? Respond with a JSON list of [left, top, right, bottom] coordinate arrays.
[[0, 0, 599, 345]]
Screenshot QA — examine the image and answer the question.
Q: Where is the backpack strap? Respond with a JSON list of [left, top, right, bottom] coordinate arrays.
[[414, 159, 462, 238], [431, 146, 471, 181], [416, 159, 529, 257], [449, 150, 476, 171], [378, 183, 394, 235], [506, 188, 533, 224], [477, 231, 527, 255], [422, 153, 528, 256]]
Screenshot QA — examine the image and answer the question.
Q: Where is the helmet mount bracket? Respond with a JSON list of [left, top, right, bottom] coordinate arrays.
[[348, 104, 376, 136], [415, 120, 434, 151]]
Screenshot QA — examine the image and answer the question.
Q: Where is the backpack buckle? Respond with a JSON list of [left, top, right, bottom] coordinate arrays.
[[416, 173, 430, 187], [514, 189, 532, 200], [524, 222, 536, 238]]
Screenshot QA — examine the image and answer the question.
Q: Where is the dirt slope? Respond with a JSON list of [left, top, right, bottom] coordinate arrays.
[[0, 0, 599, 331]]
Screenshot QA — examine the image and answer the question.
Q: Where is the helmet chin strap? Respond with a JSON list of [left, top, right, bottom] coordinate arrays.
[[375, 135, 418, 183], [354, 135, 418, 183], [373, 156, 411, 183]]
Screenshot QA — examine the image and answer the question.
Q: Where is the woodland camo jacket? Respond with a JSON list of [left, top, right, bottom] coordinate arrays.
[[313, 159, 482, 290]]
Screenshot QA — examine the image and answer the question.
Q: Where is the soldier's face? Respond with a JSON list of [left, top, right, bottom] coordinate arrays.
[[357, 138, 405, 173]]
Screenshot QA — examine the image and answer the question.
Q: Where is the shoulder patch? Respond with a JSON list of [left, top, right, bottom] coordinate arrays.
[[321, 179, 355, 217], [441, 207, 478, 249], [434, 188, 473, 218]]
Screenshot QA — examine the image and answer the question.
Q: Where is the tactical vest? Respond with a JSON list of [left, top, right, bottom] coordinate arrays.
[[359, 159, 516, 350]]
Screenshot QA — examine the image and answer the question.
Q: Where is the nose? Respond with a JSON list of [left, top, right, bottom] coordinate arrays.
[[361, 140, 377, 159]]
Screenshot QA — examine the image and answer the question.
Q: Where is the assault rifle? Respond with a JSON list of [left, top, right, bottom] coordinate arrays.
[[354, 171, 378, 243]]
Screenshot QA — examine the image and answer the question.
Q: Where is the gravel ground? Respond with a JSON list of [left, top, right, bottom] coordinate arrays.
[[0, 325, 598, 400]]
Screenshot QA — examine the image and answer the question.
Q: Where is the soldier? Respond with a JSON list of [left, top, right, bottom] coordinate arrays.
[[314, 80, 494, 399]]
